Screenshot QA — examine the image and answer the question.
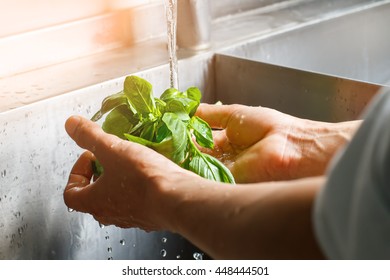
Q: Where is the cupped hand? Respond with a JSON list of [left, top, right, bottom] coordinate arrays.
[[64, 116, 199, 230], [196, 104, 344, 183]]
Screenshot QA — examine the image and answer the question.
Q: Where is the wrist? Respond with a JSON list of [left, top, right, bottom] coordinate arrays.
[[293, 119, 361, 178], [148, 169, 207, 232]]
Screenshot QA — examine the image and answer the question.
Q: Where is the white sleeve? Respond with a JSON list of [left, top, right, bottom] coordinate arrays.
[[314, 90, 390, 259]]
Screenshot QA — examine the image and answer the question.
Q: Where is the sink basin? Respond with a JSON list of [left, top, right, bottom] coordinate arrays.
[[213, 54, 384, 122], [0, 1, 389, 259]]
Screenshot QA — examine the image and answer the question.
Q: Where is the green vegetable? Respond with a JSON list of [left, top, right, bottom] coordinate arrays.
[[91, 75, 235, 184]]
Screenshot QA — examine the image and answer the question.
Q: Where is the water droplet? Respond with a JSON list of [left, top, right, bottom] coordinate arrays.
[[161, 237, 167, 243], [193, 252, 203, 260], [132, 244, 136, 248], [105, 236, 110, 240], [108, 247, 112, 253], [99, 223, 105, 229], [68, 208, 74, 213], [18, 227, 23, 235], [176, 255, 181, 259], [1, 170, 6, 178], [120, 239, 126, 246], [160, 249, 167, 258], [108, 257, 113, 260]]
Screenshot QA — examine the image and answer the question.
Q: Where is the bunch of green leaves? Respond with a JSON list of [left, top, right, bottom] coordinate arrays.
[[91, 75, 235, 184]]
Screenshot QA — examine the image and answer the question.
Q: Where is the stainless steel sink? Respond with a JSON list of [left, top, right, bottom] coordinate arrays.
[[213, 54, 384, 122], [220, 1, 390, 86], [0, 1, 389, 259]]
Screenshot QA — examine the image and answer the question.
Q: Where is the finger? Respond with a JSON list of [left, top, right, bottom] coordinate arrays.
[[65, 116, 122, 164], [69, 150, 96, 180], [93, 215, 112, 227], [196, 103, 242, 129], [64, 151, 98, 213]]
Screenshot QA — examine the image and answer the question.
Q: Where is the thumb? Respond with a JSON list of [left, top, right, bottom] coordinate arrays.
[[65, 115, 122, 164]]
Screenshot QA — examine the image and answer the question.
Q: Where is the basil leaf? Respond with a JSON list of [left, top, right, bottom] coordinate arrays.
[[190, 116, 214, 149], [189, 154, 234, 184], [92, 159, 104, 177], [189, 154, 220, 181], [140, 121, 158, 142], [185, 87, 201, 113], [91, 75, 235, 184], [102, 104, 137, 139], [189, 153, 234, 183], [185, 87, 201, 103], [155, 98, 166, 114], [155, 122, 171, 143], [160, 88, 180, 101], [124, 76, 156, 115], [91, 91, 127, 121], [165, 99, 191, 121], [202, 153, 235, 184], [162, 113, 188, 164], [124, 133, 175, 161]]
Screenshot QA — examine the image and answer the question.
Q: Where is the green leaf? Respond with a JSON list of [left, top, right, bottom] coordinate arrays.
[[189, 154, 219, 181], [190, 116, 214, 149], [164, 99, 192, 121], [91, 91, 127, 121], [124, 76, 156, 115], [202, 153, 235, 184], [124, 133, 175, 161], [92, 159, 104, 177], [189, 153, 235, 183], [155, 122, 171, 143], [184, 87, 201, 116], [160, 88, 180, 102], [140, 121, 158, 142], [91, 75, 234, 184], [102, 104, 137, 139], [161, 87, 201, 117], [155, 98, 166, 114], [162, 113, 188, 164]]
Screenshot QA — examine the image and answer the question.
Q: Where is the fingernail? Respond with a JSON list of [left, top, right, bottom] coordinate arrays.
[[65, 116, 81, 136]]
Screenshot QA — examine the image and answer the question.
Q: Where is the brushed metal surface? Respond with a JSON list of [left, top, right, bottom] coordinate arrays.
[[214, 54, 386, 122], [220, 1, 390, 86]]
